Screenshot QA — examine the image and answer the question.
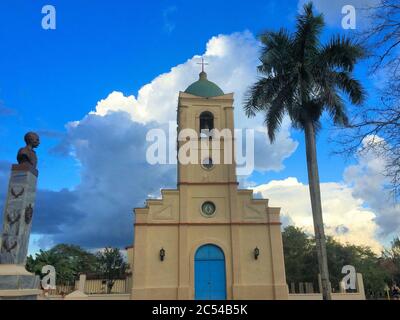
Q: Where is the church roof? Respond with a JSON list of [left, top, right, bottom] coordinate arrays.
[[184, 71, 224, 98]]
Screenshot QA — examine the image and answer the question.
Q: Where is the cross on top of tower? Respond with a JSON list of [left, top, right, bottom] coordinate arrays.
[[197, 57, 209, 73]]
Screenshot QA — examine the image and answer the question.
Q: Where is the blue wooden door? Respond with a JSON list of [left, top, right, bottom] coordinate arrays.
[[195, 244, 226, 300]]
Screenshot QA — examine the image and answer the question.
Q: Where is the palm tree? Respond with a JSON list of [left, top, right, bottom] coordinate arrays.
[[244, 2, 365, 300]]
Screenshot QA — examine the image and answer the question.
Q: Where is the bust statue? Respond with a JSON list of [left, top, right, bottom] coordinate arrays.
[[16, 132, 40, 169]]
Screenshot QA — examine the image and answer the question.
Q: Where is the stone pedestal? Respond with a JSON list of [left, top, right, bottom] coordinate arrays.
[[64, 274, 89, 300], [0, 164, 40, 299], [65, 274, 88, 300], [0, 265, 40, 300], [64, 290, 88, 300]]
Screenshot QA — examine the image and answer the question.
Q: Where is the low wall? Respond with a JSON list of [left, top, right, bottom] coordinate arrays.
[[289, 293, 323, 300], [331, 293, 365, 300], [41, 293, 131, 300], [78, 279, 130, 294], [87, 293, 130, 300], [289, 292, 365, 300], [288, 273, 366, 300], [50, 292, 365, 300], [46, 278, 131, 296]]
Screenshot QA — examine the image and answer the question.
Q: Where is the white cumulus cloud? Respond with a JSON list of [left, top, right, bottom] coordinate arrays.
[[254, 177, 382, 252], [89, 31, 298, 174], [90, 31, 260, 126]]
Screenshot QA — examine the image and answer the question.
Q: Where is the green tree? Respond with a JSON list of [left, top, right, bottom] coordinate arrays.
[[282, 226, 390, 299], [26, 244, 98, 285], [282, 226, 317, 285], [244, 2, 365, 299], [382, 237, 400, 284], [96, 247, 127, 294], [325, 238, 389, 298]]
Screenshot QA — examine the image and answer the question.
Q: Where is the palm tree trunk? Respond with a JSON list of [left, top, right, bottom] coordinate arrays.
[[304, 120, 332, 300]]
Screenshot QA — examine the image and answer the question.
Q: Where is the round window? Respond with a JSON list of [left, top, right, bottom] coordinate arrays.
[[201, 157, 214, 170], [201, 201, 216, 217]]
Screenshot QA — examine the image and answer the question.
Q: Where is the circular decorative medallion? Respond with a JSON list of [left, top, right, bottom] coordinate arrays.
[[201, 157, 214, 170], [201, 201, 216, 217]]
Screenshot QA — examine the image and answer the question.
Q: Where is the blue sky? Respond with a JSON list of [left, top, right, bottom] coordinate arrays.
[[0, 0, 396, 254]]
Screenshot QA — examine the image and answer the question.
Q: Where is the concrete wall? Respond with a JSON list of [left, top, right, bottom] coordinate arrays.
[[42, 293, 130, 300], [288, 273, 366, 300], [289, 293, 323, 300], [288, 293, 365, 300], [87, 293, 130, 300]]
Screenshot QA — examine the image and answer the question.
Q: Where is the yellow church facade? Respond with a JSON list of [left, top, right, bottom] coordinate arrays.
[[130, 71, 289, 300]]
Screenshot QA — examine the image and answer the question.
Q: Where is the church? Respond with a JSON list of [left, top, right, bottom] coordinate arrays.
[[130, 68, 289, 300]]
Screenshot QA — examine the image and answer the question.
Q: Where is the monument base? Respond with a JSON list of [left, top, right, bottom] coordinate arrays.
[[64, 290, 88, 300], [0, 264, 41, 300]]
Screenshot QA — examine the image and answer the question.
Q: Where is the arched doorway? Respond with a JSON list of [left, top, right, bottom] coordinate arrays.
[[194, 244, 226, 300]]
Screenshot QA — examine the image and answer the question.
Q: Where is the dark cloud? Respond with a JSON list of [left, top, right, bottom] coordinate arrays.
[[375, 209, 400, 238], [33, 189, 85, 234], [51, 112, 175, 247], [0, 111, 176, 249], [0, 164, 87, 239], [0, 166, 83, 241]]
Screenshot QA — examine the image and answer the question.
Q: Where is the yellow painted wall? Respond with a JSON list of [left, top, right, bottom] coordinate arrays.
[[131, 89, 289, 300]]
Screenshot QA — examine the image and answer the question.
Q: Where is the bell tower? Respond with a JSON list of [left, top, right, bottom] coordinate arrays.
[[177, 70, 237, 186]]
